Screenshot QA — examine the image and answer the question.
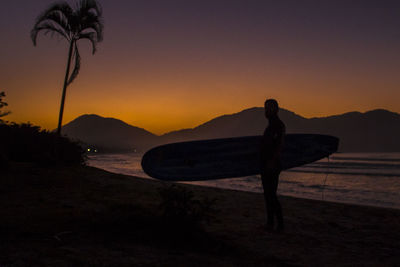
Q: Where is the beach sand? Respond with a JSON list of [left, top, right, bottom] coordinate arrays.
[[1, 163, 399, 266]]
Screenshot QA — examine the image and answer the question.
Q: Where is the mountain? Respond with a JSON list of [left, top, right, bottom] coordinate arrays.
[[62, 114, 157, 152], [160, 108, 304, 142], [301, 109, 400, 152], [161, 108, 400, 152], [62, 108, 400, 152]]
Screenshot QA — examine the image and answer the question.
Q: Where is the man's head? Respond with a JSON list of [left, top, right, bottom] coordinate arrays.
[[264, 99, 279, 119]]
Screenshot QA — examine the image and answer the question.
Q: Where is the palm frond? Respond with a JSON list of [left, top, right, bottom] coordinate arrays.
[[67, 42, 81, 85], [78, 32, 98, 54], [0, 91, 10, 119], [81, 12, 103, 35], [0, 91, 7, 109], [31, 1, 73, 45], [77, 0, 102, 18], [0, 111, 11, 118], [31, 22, 69, 41], [77, 0, 104, 42]]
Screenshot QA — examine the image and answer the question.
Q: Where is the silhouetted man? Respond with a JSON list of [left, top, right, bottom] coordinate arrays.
[[260, 99, 285, 232]]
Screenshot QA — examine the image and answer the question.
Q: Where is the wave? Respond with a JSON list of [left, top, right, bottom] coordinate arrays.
[[308, 161, 400, 168], [286, 169, 400, 177], [331, 156, 400, 162]]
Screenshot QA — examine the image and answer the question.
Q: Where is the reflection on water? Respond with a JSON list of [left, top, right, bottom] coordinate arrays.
[[88, 153, 400, 209]]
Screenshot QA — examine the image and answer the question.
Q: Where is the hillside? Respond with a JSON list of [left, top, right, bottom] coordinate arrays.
[[62, 114, 157, 152]]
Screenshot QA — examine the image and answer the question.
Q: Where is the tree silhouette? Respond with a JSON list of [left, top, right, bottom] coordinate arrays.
[[0, 91, 11, 123], [31, 0, 104, 135]]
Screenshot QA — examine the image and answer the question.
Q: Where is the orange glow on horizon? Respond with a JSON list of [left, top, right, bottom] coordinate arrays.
[[6, 75, 400, 135]]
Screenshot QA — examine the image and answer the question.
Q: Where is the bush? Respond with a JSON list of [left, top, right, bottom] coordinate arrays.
[[158, 184, 217, 232], [0, 123, 85, 165]]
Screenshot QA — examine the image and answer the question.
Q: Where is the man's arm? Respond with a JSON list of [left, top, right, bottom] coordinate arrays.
[[268, 123, 285, 168]]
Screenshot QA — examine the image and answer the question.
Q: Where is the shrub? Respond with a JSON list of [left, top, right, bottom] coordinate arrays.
[[0, 123, 85, 165], [158, 184, 217, 232]]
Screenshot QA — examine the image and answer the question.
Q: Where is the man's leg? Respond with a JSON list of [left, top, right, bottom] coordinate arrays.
[[271, 169, 284, 231], [261, 171, 275, 229]]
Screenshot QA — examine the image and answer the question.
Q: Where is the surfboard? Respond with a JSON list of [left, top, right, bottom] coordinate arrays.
[[141, 134, 339, 181]]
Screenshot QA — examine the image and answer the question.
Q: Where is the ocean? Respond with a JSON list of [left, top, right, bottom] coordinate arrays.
[[87, 152, 400, 209]]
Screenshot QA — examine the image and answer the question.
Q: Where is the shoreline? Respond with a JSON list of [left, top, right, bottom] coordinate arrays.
[[183, 181, 400, 212], [92, 168, 400, 211], [87, 152, 400, 210], [1, 163, 399, 266]]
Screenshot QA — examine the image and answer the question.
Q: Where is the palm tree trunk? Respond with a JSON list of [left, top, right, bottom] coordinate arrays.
[[56, 41, 74, 135]]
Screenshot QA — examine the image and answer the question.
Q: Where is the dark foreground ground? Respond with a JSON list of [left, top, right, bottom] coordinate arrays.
[[0, 163, 399, 266]]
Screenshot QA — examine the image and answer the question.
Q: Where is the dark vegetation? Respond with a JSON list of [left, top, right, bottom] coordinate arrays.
[[0, 91, 84, 166], [158, 184, 217, 233], [0, 123, 85, 166]]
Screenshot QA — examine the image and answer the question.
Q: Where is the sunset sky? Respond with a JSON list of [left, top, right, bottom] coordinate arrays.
[[1, 0, 400, 134]]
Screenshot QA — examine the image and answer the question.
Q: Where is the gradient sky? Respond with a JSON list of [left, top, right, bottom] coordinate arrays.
[[1, 0, 400, 134]]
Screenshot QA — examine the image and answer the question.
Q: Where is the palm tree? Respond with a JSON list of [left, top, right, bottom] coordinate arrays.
[[31, 0, 104, 135]]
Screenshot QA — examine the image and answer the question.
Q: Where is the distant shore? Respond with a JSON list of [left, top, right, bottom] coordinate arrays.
[[1, 163, 399, 266]]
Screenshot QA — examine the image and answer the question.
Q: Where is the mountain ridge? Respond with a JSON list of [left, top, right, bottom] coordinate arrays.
[[62, 108, 400, 152]]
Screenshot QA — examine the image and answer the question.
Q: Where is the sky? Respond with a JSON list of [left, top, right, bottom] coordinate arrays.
[[1, 0, 400, 134]]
